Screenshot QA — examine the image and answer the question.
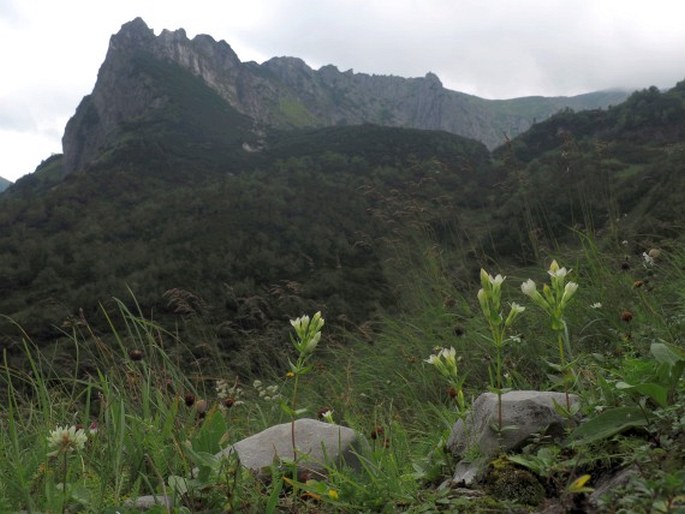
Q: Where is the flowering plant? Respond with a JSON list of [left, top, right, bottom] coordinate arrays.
[[521, 260, 579, 410], [477, 268, 525, 431], [425, 346, 466, 410]]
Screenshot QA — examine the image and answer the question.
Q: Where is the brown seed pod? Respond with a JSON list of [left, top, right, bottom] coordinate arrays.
[[621, 310, 634, 323], [128, 349, 144, 361], [195, 399, 208, 414], [184, 393, 196, 407], [370, 426, 384, 440]]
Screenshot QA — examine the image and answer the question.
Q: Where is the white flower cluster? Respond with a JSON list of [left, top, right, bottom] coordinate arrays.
[[253, 380, 282, 402], [215, 379, 245, 407]]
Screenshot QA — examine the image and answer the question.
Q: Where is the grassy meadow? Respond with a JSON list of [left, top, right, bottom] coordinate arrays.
[[2, 231, 684, 513]]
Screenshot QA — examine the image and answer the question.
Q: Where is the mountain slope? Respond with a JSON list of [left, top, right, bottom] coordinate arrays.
[[487, 81, 685, 260]]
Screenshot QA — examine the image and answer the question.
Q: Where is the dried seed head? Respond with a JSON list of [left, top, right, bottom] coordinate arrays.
[[128, 349, 144, 361], [184, 393, 196, 407], [195, 399, 208, 414], [621, 310, 634, 323], [370, 426, 384, 440]]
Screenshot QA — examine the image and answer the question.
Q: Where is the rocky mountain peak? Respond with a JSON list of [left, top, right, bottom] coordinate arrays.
[[60, 18, 629, 174], [110, 17, 155, 50]]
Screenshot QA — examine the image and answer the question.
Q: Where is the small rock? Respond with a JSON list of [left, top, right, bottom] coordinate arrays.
[[123, 494, 174, 510], [589, 466, 639, 508]]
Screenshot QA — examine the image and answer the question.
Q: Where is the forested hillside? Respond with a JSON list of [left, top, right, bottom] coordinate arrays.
[[0, 123, 492, 370]]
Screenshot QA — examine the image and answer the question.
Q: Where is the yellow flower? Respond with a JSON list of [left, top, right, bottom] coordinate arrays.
[[286, 371, 295, 378], [328, 489, 339, 500]]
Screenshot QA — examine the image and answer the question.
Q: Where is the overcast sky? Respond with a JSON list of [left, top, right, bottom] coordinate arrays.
[[2, 0, 685, 182]]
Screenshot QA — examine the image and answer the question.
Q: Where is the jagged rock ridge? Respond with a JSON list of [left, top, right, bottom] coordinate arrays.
[[62, 17, 628, 173]]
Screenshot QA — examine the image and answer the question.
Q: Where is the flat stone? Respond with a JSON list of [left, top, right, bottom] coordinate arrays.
[[123, 494, 174, 510], [451, 458, 487, 486]]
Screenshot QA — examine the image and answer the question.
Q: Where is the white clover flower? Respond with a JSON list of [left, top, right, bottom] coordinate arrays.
[[591, 302, 602, 309], [47, 425, 87, 457]]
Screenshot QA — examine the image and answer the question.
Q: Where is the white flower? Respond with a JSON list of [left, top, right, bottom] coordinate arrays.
[[548, 265, 569, 279], [302, 330, 321, 354], [505, 302, 525, 327], [290, 314, 310, 336], [590, 302, 602, 309], [490, 274, 505, 287], [562, 281, 579, 302], [521, 279, 537, 297], [47, 426, 87, 457], [509, 302, 525, 315], [439, 347, 457, 366], [642, 252, 655, 267], [253, 380, 263, 389], [424, 354, 440, 365], [321, 410, 335, 424]]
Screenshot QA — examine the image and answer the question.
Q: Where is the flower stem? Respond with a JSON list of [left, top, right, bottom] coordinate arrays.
[[290, 372, 300, 463], [61, 451, 68, 514], [557, 331, 571, 411]]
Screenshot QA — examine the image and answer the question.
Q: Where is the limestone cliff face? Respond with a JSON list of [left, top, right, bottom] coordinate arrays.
[[62, 17, 627, 173]]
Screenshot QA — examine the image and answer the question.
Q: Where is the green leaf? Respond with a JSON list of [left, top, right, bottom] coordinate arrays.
[[650, 342, 685, 367], [280, 400, 295, 416], [615, 381, 669, 408], [68, 482, 92, 504], [192, 409, 228, 454], [168, 475, 190, 496], [571, 407, 649, 445], [265, 470, 284, 514]]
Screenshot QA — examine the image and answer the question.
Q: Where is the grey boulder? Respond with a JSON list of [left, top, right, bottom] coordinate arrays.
[[448, 391, 579, 484], [217, 418, 365, 478]]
